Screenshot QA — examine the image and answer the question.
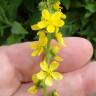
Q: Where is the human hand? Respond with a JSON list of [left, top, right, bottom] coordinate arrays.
[[0, 37, 95, 96]]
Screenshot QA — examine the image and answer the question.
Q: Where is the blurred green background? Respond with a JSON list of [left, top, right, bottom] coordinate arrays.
[[0, 0, 96, 59]]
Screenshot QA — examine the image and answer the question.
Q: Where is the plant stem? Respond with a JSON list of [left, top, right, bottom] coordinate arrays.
[[45, 33, 51, 63], [43, 34, 51, 96], [43, 85, 48, 96], [42, 1, 52, 96]]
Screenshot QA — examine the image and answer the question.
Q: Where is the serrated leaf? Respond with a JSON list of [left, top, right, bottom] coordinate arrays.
[[84, 11, 93, 18], [11, 21, 28, 35], [85, 3, 96, 13], [6, 34, 25, 44], [93, 38, 96, 42]]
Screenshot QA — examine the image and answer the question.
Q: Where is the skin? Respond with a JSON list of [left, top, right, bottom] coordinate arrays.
[[0, 37, 96, 96]]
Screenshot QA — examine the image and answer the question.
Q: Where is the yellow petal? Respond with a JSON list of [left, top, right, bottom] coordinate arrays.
[[52, 72, 63, 80], [31, 50, 38, 56], [51, 17, 64, 27], [32, 74, 39, 83], [42, 9, 50, 20], [29, 42, 38, 49], [27, 86, 38, 94], [49, 61, 59, 71], [54, 56, 63, 62], [37, 21, 48, 29], [31, 24, 40, 30], [37, 71, 46, 80], [53, 1, 61, 10], [52, 45, 60, 54], [57, 19, 64, 27], [60, 13, 66, 19], [58, 11, 66, 19], [40, 61, 48, 71], [42, 35, 48, 46], [31, 48, 43, 56], [51, 16, 59, 26], [56, 27, 59, 33], [38, 31, 48, 46], [45, 76, 53, 86], [55, 32, 66, 46], [47, 24, 55, 33]]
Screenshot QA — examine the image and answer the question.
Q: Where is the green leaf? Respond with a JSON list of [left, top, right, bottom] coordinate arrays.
[[93, 38, 96, 42], [71, 0, 84, 8], [85, 3, 96, 13], [84, 11, 93, 18], [11, 21, 28, 35], [6, 34, 25, 44], [6, 0, 22, 20], [61, 0, 71, 10], [0, 6, 6, 20], [60, 22, 79, 37], [28, 10, 41, 25], [23, 0, 38, 12], [94, 49, 96, 60], [0, 26, 4, 37]]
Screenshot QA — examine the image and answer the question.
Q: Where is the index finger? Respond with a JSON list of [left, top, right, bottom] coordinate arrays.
[[0, 37, 93, 82]]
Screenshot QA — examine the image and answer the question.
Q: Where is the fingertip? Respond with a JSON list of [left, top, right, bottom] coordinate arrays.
[[58, 37, 93, 72], [0, 52, 20, 96], [80, 61, 96, 95]]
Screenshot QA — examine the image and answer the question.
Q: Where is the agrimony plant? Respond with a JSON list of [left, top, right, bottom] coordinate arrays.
[[28, 0, 66, 96]]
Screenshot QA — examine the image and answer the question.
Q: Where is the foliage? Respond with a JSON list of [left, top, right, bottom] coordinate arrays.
[[0, 0, 96, 59]]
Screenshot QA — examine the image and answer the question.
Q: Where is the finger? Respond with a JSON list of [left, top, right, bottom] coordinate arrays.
[[80, 61, 96, 96], [12, 83, 32, 96], [55, 37, 93, 72], [0, 52, 21, 96], [51, 61, 96, 96], [0, 37, 93, 82], [13, 61, 96, 96]]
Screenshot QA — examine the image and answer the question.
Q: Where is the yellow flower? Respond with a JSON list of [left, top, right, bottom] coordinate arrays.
[[31, 9, 66, 33], [30, 31, 48, 56], [54, 56, 63, 62], [37, 61, 63, 86], [55, 31, 66, 46], [27, 74, 39, 94], [32, 74, 39, 84], [28, 85, 38, 94], [52, 44, 60, 54], [53, 1, 62, 10]]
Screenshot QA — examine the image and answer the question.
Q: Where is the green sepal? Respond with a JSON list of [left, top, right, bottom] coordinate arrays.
[[50, 90, 59, 96], [36, 80, 45, 88], [38, 1, 47, 11]]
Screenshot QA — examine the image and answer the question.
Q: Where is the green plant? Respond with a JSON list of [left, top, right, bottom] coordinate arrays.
[[28, 0, 66, 95], [0, 0, 40, 45]]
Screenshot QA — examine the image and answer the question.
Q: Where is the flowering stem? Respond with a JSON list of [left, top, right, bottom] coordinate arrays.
[[43, 85, 48, 96], [29, 0, 66, 95], [43, 34, 51, 96], [45, 33, 51, 63], [47, 0, 52, 12]]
